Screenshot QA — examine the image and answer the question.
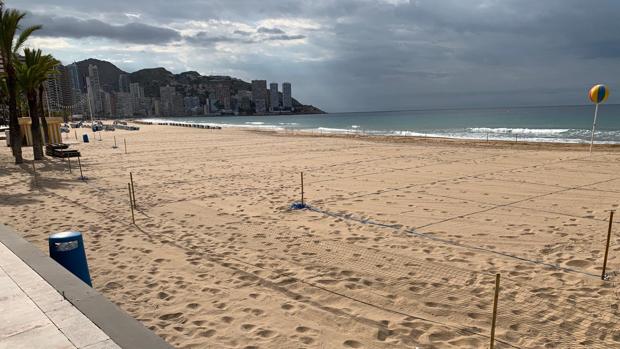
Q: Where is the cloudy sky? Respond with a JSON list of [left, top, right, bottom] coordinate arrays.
[[9, 0, 620, 112]]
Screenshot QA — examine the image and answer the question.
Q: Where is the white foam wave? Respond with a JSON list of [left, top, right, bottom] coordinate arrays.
[[467, 127, 569, 135]]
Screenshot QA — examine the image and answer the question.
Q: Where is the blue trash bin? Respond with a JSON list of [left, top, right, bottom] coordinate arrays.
[[49, 231, 92, 286], [82, 134, 89, 143]]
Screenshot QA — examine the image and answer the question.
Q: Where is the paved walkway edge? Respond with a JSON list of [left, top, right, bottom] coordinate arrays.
[[0, 224, 173, 349]]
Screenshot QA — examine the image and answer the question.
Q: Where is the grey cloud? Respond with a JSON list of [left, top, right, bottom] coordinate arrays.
[[257, 27, 285, 34], [265, 34, 305, 41], [24, 14, 181, 44], [185, 31, 255, 45], [10, 0, 620, 111], [233, 30, 252, 36]]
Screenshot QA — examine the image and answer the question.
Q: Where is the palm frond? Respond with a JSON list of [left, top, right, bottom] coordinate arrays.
[[13, 24, 41, 52]]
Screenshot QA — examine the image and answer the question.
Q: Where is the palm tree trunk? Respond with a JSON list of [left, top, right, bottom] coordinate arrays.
[[27, 92, 44, 160], [38, 85, 49, 144], [6, 64, 23, 164]]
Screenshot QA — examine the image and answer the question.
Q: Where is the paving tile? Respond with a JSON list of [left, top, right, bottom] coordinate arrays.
[[47, 302, 110, 348], [0, 323, 75, 349], [0, 289, 51, 339]]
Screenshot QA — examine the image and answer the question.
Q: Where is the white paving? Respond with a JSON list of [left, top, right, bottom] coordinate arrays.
[[0, 242, 121, 349]]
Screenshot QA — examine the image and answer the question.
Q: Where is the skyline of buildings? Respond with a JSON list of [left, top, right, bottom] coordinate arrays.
[[42, 63, 296, 119]]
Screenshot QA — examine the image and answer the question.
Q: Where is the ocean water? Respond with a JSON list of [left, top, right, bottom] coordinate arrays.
[[143, 104, 620, 144]]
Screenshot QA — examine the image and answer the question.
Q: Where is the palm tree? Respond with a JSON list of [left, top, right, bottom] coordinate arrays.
[[0, 2, 41, 163], [15, 49, 57, 160]]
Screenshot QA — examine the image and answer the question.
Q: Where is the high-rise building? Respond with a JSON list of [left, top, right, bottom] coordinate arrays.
[[66, 63, 84, 115], [118, 74, 130, 93], [114, 92, 133, 116], [87, 64, 103, 116], [173, 94, 184, 116], [214, 82, 231, 110], [67, 63, 81, 91], [43, 64, 64, 113], [269, 83, 279, 112], [251, 80, 268, 113], [129, 82, 144, 98], [159, 86, 176, 116], [282, 82, 292, 110]]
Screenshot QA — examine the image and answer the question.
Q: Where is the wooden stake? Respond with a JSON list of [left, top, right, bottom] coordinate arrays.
[[113, 136, 117, 148], [77, 156, 84, 180], [489, 273, 500, 349], [602, 210, 615, 280], [98, 132, 102, 141], [130, 172, 136, 208], [74, 130, 77, 140], [32, 161, 36, 185], [301, 172, 304, 206], [124, 138, 127, 154], [68, 157, 72, 173], [128, 183, 135, 224]]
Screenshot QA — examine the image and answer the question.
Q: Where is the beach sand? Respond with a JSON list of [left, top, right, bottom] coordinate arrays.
[[1, 124, 620, 348]]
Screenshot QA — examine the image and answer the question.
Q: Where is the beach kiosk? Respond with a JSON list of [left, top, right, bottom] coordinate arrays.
[[16, 117, 64, 146]]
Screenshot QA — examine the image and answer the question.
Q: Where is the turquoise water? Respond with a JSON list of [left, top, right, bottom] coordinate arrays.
[[143, 104, 620, 143]]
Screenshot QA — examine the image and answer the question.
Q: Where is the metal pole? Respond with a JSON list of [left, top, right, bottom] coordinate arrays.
[[301, 172, 304, 206], [128, 183, 135, 224], [602, 210, 614, 280], [590, 103, 599, 154], [77, 156, 84, 180], [130, 172, 136, 208], [489, 273, 500, 349]]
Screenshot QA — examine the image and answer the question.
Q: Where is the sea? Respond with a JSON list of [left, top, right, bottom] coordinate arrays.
[[142, 104, 620, 144]]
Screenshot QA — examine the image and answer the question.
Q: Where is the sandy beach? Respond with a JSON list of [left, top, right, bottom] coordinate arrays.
[[1, 124, 620, 348]]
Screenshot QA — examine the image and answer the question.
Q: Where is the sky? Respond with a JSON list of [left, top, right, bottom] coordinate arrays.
[[9, 0, 620, 112]]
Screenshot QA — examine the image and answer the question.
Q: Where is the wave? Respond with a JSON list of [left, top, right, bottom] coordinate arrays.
[[140, 118, 620, 144], [467, 127, 570, 135]]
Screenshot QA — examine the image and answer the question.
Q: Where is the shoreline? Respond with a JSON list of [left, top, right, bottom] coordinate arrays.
[[133, 119, 620, 151]]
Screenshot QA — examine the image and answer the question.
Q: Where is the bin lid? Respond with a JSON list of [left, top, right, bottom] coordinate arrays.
[[49, 231, 82, 241]]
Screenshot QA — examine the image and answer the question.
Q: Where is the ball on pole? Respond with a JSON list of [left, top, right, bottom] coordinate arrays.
[[589, 84, 609, 104]]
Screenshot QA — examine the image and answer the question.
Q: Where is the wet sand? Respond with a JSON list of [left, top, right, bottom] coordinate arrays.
[[1, 123, 619, 348]]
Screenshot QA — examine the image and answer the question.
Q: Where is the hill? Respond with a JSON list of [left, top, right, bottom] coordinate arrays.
[[72, 58, 324, 113]]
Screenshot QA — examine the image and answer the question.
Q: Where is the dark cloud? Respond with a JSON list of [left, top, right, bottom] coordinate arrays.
[[25, 14, 181, 44], [233, 30, 252, 36], [257, 27, 285, 34], [10, 0, 620, 111], [185, 31, 255, 45], [265, 34, 305, 41]]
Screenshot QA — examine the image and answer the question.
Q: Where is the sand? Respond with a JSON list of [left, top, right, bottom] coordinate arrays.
[[1, 123, 620, 349]]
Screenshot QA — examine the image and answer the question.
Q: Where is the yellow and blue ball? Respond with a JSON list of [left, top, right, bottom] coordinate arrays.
[[589, 84, 609, 104]]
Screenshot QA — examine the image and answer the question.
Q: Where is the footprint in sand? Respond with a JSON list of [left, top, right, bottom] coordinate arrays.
[[343, 339, 363, 348]]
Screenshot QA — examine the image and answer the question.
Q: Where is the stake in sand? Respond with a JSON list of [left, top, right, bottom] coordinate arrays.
[[130, 172, 136, 208], [128, 183, 135, 224], [124, 138, 127, 154], [301, 172, 304, 206], [602, 210, 615, 280], [489, 273, 500, 349], [113, 136, 118, 149], [77, 156, 85, 181], [588, 84, 610, 154]]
